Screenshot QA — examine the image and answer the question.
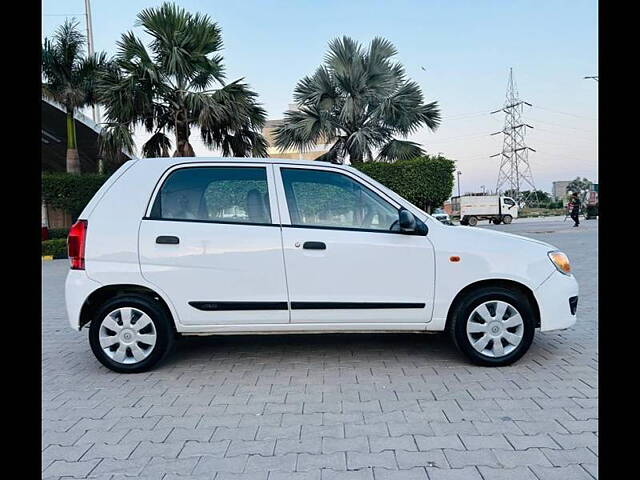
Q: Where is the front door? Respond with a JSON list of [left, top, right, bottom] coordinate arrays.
[[139, 164, 289, 326], [274, 165, 435, 324]]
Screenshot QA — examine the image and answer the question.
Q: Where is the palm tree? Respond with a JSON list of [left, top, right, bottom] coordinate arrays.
[[98, 2, 267, 160], [42, 20, 109, 174], [273, 36, 441, 164]]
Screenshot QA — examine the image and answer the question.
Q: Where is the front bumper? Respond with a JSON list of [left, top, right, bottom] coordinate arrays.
[[534, 270, 579, 331]]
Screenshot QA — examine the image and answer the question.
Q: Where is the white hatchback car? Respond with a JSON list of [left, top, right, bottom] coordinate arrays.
[[65, 157, 578, 373]]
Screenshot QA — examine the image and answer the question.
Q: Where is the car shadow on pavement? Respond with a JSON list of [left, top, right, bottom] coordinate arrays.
[[155, 331, 572, 371]]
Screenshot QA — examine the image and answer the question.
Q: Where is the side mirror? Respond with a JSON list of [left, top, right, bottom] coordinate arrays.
[[398, 209, 429, 235], [399, 209, 417, 232]]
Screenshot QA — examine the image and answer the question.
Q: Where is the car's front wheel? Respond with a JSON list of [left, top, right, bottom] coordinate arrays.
[[89, 295, 175, 373], [449, 287, 535, 366]]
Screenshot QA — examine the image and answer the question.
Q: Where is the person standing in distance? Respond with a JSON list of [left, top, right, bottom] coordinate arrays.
[[570, 192, 581, 227]]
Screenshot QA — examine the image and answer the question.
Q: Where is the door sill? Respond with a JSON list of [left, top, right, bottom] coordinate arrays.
[[176, 322, 438, 335]]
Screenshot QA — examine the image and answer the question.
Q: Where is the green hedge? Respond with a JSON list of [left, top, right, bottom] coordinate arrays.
[[42, 173, 109, 220], [355, 155, 456, 212], [47, 228, 69, 240], [42, 239, 67, 258]]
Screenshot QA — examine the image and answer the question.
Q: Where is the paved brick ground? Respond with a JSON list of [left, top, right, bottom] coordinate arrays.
[[42, 218, 597, 479]]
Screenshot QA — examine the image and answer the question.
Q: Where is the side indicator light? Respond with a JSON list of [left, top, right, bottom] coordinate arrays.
[[450, 256, 461, 262]]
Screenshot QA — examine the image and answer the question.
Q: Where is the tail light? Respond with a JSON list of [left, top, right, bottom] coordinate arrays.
[[68, 220, 88, 270]]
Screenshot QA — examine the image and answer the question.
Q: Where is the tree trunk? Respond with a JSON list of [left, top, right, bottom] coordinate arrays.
[[66, 110, 81, 174], [173, 109, 195, 157]]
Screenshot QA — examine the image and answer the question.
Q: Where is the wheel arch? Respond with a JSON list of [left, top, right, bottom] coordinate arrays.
[[79, 284, 177, 332], [445, 279, 541, 330]]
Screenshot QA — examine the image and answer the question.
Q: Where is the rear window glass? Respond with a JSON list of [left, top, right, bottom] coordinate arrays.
[[150, 167, 271, 224]]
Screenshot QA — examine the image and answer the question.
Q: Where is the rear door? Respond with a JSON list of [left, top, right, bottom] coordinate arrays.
[[274, 164, 435, 324], [138, 163, 289, 326]]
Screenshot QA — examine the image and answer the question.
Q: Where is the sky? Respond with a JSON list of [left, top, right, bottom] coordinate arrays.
[[42, 0, 598, 194]]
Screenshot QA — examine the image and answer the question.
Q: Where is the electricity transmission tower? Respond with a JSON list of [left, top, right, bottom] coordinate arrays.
[[490, 68, 539, 206]]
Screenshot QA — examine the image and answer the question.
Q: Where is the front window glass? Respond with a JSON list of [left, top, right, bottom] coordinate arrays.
[[280, 168, 398, 231], [151, 167, 271, 224]]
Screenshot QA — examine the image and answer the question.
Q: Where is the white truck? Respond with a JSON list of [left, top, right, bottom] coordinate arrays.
[[451, 195, 518, 226]]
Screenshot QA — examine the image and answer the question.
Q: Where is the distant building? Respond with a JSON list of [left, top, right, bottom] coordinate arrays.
[[552, 181, 571, 200], [262, 104, 331, 160]]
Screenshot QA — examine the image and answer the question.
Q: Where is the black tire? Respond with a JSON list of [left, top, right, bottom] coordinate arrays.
[[89, 295, 175, 373], [448, 287, 535, 366], [467, 216, 478, 226], [502, 214, 513, 224], [492, 217, 502, 225]]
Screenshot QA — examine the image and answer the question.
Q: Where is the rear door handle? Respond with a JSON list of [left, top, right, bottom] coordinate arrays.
[[156, 235, 179, 245], [303, 241, 326, 250]]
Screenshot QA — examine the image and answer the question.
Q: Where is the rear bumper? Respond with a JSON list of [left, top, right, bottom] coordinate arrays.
[[65, 269, 102, 331], [535, 270, 579, 331]]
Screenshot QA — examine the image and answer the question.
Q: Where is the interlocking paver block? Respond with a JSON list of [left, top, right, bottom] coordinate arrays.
[[179, 440, 230, 458], [192, 455, 248, 474], [369, 435, 417, 453], [120, 428, 173, 444], [372, 467, 428, 479], [529, 465, 594, 480], [541, 447, 598, 466], [276, 437, 322, 455], [425, 466, 483, 480], [142, 456, 199, 476], [477, 466, 537, 480], [492, 448, 553, 467], [322, 436, 369, 454], [90, 456, 152, 476], [506, 434, 559, 450], [460, 434, 512, 450], [321, 469, 375, 480], [297, 452, 346, 471], [444, 449, 500, 468], [226, 439, 275, 457], [42, 459, 100, 478], [82, 441, 139, 460], [347, 451, 396, 469], [42, 444, 92, 465], [131, 440, 185, 459], [269, 472, 321, 480], [244, 452, 297, 472], [396, 450, 448, 470], [549, 432, 598, 449], [414, 435, 464, 451]]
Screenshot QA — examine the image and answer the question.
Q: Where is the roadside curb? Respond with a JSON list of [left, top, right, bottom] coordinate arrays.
[[42, 255, 66, 261]]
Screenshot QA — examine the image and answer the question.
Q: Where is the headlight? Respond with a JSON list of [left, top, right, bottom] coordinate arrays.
[[548, 251, 571, 275]]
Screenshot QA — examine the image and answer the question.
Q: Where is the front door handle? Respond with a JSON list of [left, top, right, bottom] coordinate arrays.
[[156, 235, 180, 245], [303, 241, 326, 250]]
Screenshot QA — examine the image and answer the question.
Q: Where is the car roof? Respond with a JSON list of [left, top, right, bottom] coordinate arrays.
[[136, 156, 341, 168]]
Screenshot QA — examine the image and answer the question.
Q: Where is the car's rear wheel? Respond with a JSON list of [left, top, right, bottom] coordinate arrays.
[[449, 287, 535, 366], [89, 295, 175, 373]]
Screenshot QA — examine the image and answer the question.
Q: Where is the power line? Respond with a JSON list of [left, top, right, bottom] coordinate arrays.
[[530, 105, 597, 121], [527, 117, 597, 134]]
